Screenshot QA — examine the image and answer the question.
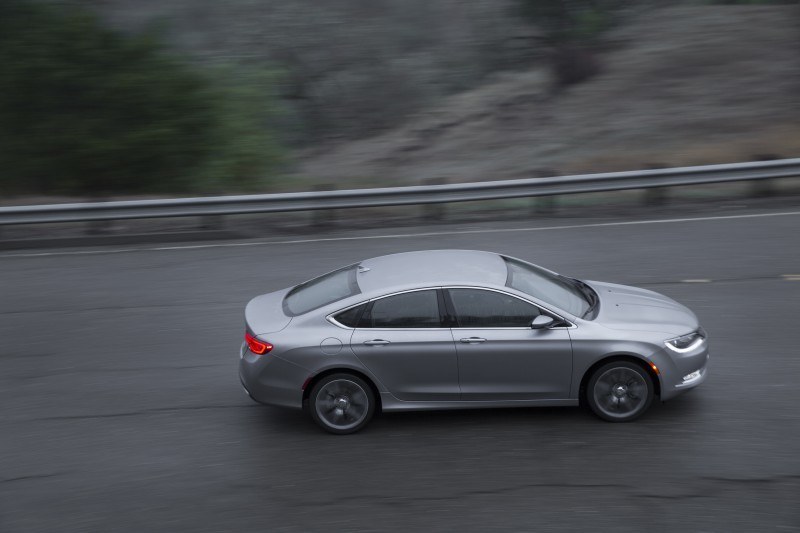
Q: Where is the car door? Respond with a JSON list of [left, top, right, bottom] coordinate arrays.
[[445, 287, 573, 401], [349, 288, 460, 401]]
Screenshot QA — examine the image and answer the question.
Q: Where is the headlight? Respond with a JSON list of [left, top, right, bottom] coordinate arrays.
[[665, 328, 706, 353]]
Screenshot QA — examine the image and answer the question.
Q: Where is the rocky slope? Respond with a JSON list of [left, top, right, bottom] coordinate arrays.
[[296, 5, 800, 187]]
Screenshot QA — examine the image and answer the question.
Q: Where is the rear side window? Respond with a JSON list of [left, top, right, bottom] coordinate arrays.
[[333, 303, 367, 327], [362, 290, 442, 328], [283, 265, 361, 316], [448, 288, 539, 328]]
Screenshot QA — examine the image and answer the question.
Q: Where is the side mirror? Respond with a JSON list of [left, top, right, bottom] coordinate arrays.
[[531, 315, 555, 329]]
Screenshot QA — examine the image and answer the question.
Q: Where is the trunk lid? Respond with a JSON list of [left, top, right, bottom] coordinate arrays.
[[245, 288, 292, 335]]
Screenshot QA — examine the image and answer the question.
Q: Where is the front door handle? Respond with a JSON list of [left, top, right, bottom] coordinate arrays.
[[363, 339, 391, 346], [460, 337, 487, 344]]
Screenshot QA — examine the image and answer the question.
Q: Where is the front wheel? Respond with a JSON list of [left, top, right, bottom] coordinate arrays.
[[586, 361, 654, 422], [309, 373, 376, 434]]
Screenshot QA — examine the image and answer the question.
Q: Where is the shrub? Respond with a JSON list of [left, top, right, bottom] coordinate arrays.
[[516, 0, 630, 87], [0, 0, 282, 196], [518, 0, 627, 46]]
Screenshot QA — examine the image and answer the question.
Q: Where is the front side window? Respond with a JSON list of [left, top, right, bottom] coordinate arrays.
[[284, 265, 360, 316], [362, 290, 441, 328], [448, 288, 539, 328]]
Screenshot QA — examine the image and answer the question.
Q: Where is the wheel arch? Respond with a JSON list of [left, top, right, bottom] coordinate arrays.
[[578, 353, 662, 406], [302, 368, 383, 412]]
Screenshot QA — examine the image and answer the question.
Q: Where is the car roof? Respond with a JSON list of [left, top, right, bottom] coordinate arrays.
[[357, 250, 508, 294]]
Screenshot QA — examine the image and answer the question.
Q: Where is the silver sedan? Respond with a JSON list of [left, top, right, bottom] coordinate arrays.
[[239, 250, 709, 434]]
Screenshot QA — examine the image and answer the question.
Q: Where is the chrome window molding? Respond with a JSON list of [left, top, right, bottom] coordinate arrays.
[[326, 285, 577, 330]]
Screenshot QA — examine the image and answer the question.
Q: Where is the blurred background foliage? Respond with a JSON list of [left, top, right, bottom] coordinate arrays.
[[0, 0, 797, 196], [517, 0, 634, 87], [518, 0, 630, 45], [0, 0, 283, 195], [709, 0, 798, 3]]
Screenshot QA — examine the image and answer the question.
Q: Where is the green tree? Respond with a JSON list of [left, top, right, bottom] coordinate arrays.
[[0, 0, 282, 196], [197, 67, 286, 192], [520, 0, 625, 45], [711, 0, 798, 3], [517, 0, 632, 87]]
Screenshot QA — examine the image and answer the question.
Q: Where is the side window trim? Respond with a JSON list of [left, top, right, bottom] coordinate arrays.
[[348, 302, 368, 328], [441, 286, 458, 327], [328, 286, 575, 330], [357, 300, 375, 329], [437, 288, 456, 328], [443, 286, 575, 329]]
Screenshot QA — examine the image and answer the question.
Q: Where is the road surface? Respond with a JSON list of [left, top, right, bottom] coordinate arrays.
[[1, 205, 799, 532]]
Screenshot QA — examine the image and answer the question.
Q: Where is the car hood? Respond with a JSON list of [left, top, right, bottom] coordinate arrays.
[[586, 280, 699, 337], [245, 288, 292, 335]]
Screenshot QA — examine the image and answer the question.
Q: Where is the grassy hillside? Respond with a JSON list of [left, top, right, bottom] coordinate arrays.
[[82, 0, 534, 145], [23, 1, 800, 194]]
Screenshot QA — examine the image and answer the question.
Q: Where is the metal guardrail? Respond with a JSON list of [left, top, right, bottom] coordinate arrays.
[[1, 158, 798, 225]]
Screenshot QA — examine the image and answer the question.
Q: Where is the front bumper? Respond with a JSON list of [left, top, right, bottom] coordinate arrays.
[[674, 363, 709, 390], [657, 346, 710, 401]]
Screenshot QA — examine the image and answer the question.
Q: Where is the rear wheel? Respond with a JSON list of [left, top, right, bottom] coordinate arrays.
[[309, 373, 375, 434], [586, 361, 654, 422]]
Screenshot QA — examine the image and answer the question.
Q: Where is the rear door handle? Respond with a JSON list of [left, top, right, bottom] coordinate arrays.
[[363, 339, 391, 346], [460, 337, 487, 344]]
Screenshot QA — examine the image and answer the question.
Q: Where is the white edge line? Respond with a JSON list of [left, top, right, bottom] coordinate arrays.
[[2, 210, 799, 259]]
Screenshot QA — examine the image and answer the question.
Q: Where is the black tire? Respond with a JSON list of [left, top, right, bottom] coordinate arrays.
[[309, 373, 376, 434], [586, 361, 654, 422]]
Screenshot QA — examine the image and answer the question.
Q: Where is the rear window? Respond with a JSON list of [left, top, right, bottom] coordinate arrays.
[[283, 265, 361, 316]]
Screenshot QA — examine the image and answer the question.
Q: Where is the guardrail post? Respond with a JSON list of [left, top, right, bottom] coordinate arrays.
[[200, 214, 224, 230], [530, 169, 558, 215], [84, 196, 113, 234], [422, 178, 447, 222], [86, 219, 112, 235], [644, 164, 668, 207], [312, 184, 336, 228], [750, 154, 780, 197], [644, 188, 667, 206]]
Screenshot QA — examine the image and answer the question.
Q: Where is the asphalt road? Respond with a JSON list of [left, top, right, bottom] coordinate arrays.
[[2, 205, 799, 532]]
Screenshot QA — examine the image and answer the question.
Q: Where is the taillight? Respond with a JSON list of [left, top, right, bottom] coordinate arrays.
[[245, 332, 273, 355]]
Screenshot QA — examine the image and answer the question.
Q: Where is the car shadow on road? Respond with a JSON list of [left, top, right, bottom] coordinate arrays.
[[246, 391, 707, 438]]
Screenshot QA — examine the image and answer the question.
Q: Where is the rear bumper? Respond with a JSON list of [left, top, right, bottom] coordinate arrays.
[[238, 342, 306, 409]]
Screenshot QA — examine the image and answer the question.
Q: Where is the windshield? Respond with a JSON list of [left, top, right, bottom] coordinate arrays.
[[283, 265, 361, 316], [503, 257, 591, 317]]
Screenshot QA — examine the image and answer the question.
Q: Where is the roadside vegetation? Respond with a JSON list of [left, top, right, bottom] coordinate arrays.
[[0, 0, 283, 196], [0, 0, 797, 196]]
